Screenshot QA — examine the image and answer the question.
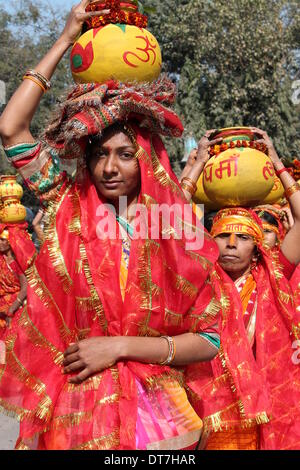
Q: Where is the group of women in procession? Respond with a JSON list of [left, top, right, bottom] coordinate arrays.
[[0, 0, 299, 451]]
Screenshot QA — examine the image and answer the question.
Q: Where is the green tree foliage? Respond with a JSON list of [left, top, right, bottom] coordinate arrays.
[[147, 0, 300, 164], [0, 0, 299, 189]]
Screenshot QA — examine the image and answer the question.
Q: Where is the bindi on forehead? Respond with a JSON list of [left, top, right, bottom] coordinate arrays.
[[100, 144, 113, 152]]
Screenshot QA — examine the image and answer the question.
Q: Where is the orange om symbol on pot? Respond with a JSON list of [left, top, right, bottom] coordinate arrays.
[[263, 161, 275, 181], [123, 33, 158, 68], [273, 177, 281, 191]]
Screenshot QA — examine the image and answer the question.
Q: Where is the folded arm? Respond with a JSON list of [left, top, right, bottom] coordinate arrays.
[[63, 332, 220, 385]]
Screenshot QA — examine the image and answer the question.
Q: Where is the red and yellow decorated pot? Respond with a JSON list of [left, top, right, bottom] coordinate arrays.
[[71, 25, 161, 84], [193, 172, 220, 212], [259, 176, 284, 205], [0, 175, 23, 203], [0, 204, 27, 224], [0, 175, 26, 223], [71, 1, 162, 84], [201, 128, 275, 208]]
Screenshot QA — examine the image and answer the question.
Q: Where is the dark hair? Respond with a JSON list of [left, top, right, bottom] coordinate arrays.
[[258, 211, 279, 228], [204, 211, 218, 233]]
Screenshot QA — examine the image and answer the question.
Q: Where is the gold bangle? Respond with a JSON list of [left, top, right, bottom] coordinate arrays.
[[181, 177, 197, 192], [181, 182, 196, 196], [23, 75, 46, 93], [25, 69, 51, 90], [16, 296, 23, 305], [159, 336, 176, 365], [285, 183, 300, 199]]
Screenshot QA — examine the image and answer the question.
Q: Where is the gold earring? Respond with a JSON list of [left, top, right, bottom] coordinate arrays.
[[250, 257, 257, 270]]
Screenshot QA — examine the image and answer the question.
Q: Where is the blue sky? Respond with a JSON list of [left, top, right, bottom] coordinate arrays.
[[3, 0, 78, 15], [52, 0, 78, 9]]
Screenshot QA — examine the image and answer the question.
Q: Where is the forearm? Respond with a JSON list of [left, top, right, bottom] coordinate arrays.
[[9, 300, 21, 315], [17, 289, 27, 304], [32, 211, 44, 226], [273, 160, 300, 222], [180, 162, 205, 202], [183, 162, 205, 184], [64, 331, 219, 384], [33, 223, 45, 243], [180, 163, 193, 181], [272, 158, 300, 264], [251, 128, 300, 259], [0, 0, 107, 145], [120, 332, 218, 366], [8, 292, 26, 315], [0, 37, 71, 146], [180, 131, 221, 202], [18, 275, 28, 303]]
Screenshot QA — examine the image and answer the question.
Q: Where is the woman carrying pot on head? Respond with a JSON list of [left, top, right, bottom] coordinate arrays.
[[0, 1, 224, 450], [180, 128, 300, 449]]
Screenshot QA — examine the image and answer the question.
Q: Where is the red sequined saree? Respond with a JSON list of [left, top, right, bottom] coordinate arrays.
[[186, 223, 300, 450], [0, 224, 35, 333], [0, 81, 223, 450]]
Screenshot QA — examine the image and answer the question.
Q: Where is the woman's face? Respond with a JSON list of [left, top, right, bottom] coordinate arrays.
[[262, 228, 277, 248], [88, 131, 141, 203], [0, 238, 10, 253], [214, 233, 256, 279]]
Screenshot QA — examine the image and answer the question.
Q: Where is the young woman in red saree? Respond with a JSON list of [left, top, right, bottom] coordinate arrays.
[[0, 1, 223, 450], [0, 224, 35, 335]]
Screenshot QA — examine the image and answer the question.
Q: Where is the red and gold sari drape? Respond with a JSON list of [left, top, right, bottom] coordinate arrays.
[[186, 235, 300, 450], [0, 122, 223, 450], [0, 257, 21, 329], [0, 224, 35, 334]]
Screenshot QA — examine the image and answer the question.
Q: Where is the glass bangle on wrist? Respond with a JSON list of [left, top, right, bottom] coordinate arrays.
[[276, 167, 289, 177], [29, 70, 51, 90], [285, 183, 300, 199], [23, 75, 47, 92], [159, 336, 176, 365], [23, 70, 51, 93], [181, 177, 197, 191], [181, 183, 196, 196], [180, 177, 197, 196]]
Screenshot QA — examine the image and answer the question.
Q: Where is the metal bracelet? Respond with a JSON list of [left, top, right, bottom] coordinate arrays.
[[159, 336, 176, 365]]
